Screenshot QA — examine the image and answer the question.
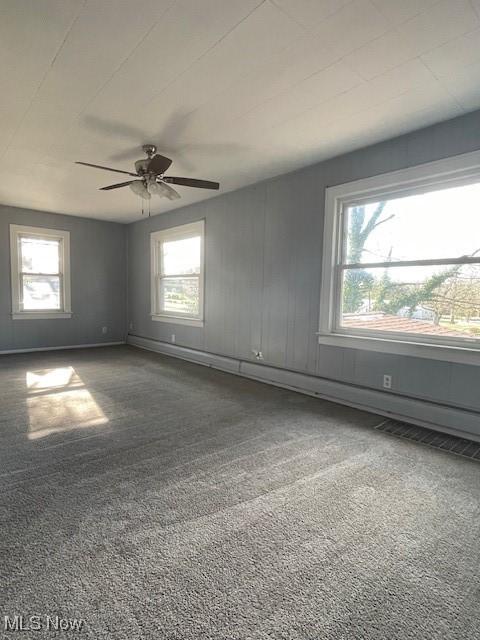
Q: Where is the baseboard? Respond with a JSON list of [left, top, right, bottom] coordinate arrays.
[[0, 341, 125, 355], [127, 335, 480, 443]]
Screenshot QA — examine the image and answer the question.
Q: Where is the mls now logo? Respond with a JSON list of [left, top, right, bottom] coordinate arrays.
[[4, 615, 84, 632]]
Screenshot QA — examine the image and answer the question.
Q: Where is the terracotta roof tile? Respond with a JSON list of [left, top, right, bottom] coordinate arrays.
[[342, 314, 471, 337]]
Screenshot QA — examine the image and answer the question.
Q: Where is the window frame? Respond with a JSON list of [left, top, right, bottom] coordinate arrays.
[[319, 150, 480, 366], [10, 225, 71, 320], [150, 220, 205, 327]]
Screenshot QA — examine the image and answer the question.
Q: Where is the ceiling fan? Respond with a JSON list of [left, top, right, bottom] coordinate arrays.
[[76, 144, 219, 201]]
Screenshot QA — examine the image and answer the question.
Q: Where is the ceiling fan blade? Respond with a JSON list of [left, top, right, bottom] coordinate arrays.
[[76, 161, 138, 177], [158, 180, 181, 200], [163, 176, 219, 190], [146, 154, 172, 175], [99, 180, 135, 191]]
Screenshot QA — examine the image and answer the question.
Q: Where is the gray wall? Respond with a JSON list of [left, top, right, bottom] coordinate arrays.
[[1, 205, 127, 350], [128, 109, 480, 415]]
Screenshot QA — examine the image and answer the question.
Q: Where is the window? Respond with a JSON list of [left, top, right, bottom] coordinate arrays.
[[10, 225, 71, 320], [319, 151, 480, 364], [150, 220, 204, 326]]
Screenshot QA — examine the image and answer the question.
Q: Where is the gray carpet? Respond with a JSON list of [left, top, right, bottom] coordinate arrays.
[[1, 345, 479, 639]]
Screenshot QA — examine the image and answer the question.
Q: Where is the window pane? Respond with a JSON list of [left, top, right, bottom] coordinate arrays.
[[20, 236, 60, 274], [345, 182, 480, 264], [160, 277, 199, 316], [22, 275, 61, 310], [341, 264, 480, 341], [162, 236, 200, 275]]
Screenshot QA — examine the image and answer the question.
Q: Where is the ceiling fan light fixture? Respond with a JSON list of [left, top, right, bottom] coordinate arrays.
[[147, 178, 181, 200], [129, 179, 150, 199], [147, 179, 169, 197]]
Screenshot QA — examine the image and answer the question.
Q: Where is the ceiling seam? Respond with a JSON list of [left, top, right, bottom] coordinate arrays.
[[87, 0, 272, 155], [132, 9, 330, 149], [339, 29, 398, 82], [134, 1, 364, 151], [72, 0, 267, 149], [419, 58, 467, 115], [75, 0, 177, 121], [224, 60, 359, 128], [142, 0, 268, 109], [35, 1, 178, 171], [235, 74, 453, 146], [2, 1, 478, 221], [255, 2, 448, 116], [269, 0, 356, 33], [0, 0, 88, 162], [227, 15, 480, 137], [415, 4, 480, 116], [134, 0, 480, 154], [468, 0, 480, 20], [371, 0, 444, 24]]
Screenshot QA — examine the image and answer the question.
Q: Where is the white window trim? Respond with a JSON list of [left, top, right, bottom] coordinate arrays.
[[150, 220, 205, 327], [319, 149, 480, 366], [10, 225, 71, 320]]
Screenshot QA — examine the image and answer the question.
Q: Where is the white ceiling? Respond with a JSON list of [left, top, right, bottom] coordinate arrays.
[[1, 0, 480, 223]]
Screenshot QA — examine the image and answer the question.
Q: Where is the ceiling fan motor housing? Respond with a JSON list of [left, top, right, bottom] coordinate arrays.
[[135, 158, 150, 175], [136, 145, 162, 176]]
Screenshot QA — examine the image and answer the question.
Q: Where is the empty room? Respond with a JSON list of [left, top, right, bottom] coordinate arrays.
[[1, 1, 480, 638]]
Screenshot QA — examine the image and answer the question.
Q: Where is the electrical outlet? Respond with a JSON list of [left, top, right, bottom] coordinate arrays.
[[252, 349, 264, 361], [383, 374, 392, 390], [102, 326, 108, 335], [129, 322, 133, 330], [171, 334, 176, 343]]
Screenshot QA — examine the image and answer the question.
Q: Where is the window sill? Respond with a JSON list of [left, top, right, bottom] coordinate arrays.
[[317, 332, 480, 366], [12, 312, 72, 320], [151, 314, 204, 327]]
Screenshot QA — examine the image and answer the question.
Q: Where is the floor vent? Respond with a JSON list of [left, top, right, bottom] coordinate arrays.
[[375, 420, 480, 462]]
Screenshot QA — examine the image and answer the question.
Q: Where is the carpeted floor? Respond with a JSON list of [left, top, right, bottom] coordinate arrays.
[[1, 345, 479, 639]]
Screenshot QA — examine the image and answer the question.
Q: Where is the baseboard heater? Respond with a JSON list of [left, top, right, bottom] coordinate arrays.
[[127, 334, 480, 443], [0, 341, 125, 355]]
